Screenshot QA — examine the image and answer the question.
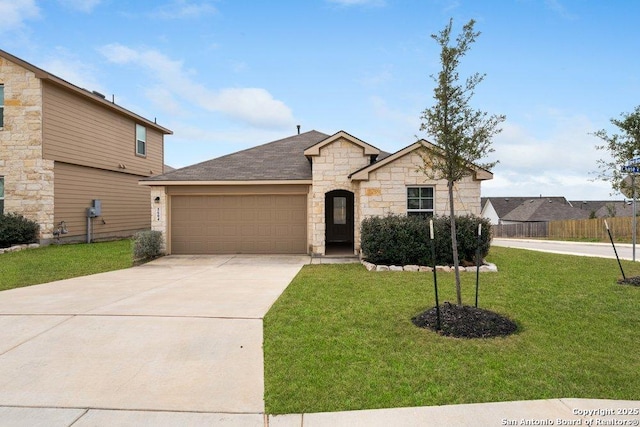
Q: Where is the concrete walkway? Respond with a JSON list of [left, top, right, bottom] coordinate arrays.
[[269, 399, 640, 426], [1, 254, 637, 426]]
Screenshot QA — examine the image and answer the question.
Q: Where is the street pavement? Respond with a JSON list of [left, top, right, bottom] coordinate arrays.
[[492, 238, 640, 261]]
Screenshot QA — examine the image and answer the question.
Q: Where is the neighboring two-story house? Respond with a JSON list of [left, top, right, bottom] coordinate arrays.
[[142, 130, 492, 256], [0, 49, 172, 244]]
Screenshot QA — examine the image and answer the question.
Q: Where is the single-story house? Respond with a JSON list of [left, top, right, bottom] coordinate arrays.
[[570, 200, 634, 218], [481, 196, 568, 225], [500, 198, 591, 224], [141, 130, 493, 256]]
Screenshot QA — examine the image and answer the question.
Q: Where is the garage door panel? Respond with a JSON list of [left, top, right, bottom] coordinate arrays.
[[171, 194, 307, 254]]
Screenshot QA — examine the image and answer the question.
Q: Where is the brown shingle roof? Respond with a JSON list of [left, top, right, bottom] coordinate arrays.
[[144, 130, 330, 182]]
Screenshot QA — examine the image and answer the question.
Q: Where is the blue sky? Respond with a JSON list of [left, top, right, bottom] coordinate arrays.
[[2, 0, 639, 200]]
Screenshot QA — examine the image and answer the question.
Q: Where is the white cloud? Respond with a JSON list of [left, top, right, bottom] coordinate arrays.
[[0, 0, 39, 33], [208, 88, 294, 129], [359, 65, 393, 86], [483, 112, 616, 199], [544, 0, 578, 20], [99, 44, 295, 129], [327, 0, 385, 6], [152, 0, 217, 19], [57, 0, 101, 13], [370, 96, 420, 132], [40, 50, 105, 93], [492, 114, 602, 174]]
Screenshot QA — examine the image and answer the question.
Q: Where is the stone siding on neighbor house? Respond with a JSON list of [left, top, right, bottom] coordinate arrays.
[[359, 150, 481, 220], [0, 58, 55, 242], [309, 137, 371, 255]]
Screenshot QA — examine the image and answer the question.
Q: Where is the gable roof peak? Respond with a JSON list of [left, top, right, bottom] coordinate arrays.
[[304, 130, 380, 157]]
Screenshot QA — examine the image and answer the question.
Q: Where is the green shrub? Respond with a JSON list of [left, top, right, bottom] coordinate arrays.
[[360, 214, 491, 266], [0, 213, 40, 248], [132, 230, 164, 261]]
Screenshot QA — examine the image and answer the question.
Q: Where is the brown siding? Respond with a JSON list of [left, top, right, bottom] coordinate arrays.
[[54, 162, 151, 241], [42, 82, 163, 177]]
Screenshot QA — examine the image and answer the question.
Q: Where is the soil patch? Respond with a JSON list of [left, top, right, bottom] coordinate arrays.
[[412, 302, 517, 338], [618, 276, 640, 286]]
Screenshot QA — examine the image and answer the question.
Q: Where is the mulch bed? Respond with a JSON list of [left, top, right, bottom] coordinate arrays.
[[618, 276, 640, 286], [412, 302, 518, 338]]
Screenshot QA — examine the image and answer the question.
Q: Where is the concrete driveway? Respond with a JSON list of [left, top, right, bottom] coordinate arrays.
[[0, 254, 309, 426]]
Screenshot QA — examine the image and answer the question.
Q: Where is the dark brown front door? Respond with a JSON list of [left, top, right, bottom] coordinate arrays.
[[325, 190, 354, 244]]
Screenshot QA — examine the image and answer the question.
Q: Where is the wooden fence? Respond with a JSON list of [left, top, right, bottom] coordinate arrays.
[[492, 217, 640, 241], [548, 217, 640, 241], [491, 222, 548, 238]]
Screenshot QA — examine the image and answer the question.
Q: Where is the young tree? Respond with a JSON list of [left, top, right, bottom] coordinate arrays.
[[593, 106, 640, 196], [420, 19, 505, 306]]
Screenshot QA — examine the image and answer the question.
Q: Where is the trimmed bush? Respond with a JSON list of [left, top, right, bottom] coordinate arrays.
[[0, 213, 40, 249], [361, 214, 491, 266], [132, 230, 164, 261]]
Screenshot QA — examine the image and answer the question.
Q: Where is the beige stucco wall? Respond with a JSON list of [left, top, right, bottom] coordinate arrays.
[[308, 137, 371, 255], [0, 57, 55, 242]]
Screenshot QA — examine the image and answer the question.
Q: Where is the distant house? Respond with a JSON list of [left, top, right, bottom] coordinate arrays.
[[500, 198, 591, 224], [570, 200, 633, 218], [0, 49, 172, 244], [142, 130, 493, 255], [481, 196, 568, 224]]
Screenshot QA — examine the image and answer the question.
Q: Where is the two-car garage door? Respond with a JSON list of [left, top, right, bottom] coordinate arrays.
[[170, 194, 307, 254]]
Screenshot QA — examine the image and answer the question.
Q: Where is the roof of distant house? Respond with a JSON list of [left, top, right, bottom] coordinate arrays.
[[482, 196, 568, 219], [502, 198, 591, 222], [570, 200, 634, 218]]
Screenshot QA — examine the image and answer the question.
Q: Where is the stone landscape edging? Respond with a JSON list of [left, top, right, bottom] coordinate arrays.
[[0, 243, 40, 255], [361, 260, 498, 273]]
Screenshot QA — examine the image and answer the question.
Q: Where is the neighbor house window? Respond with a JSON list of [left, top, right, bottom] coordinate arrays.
[[407, 187, 434, 217], [0, 84, 4, 128], [135, 124, 146, 156], [0, 177, 4, 214]]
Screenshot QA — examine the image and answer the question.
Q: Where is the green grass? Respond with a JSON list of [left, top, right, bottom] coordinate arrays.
[[0, 240, 133, 291], [264, 247, 640, 414]]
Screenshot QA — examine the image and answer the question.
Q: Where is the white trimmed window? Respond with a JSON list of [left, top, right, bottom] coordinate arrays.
[[0, 84, 4, 128], [135, 124, 146, 156], [0, 177, 4, 214], [407, 187, 434, 217]]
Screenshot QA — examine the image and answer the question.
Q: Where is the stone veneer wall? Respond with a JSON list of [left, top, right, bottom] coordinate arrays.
[[150, 186, 168, 252], [309, 137, 371, 255], [358, 150, 481, 220], [0, 57, 55, 242], [355, 150, 481, 254]]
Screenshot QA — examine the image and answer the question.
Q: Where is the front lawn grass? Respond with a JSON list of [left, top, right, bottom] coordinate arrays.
[[264, 247, 640, 414], [0, 240, 132, 291]]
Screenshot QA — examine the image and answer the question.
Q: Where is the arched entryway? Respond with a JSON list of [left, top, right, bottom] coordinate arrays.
[[325, 189, 355, 255]]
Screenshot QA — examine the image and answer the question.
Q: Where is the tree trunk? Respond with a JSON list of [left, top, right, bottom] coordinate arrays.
[[448, 180, 462, 306]]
